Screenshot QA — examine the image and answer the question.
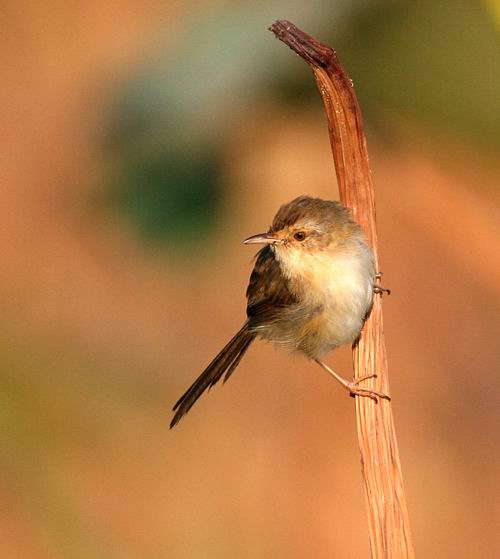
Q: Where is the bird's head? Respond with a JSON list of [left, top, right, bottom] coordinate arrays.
[[243, 196, 362, 256]]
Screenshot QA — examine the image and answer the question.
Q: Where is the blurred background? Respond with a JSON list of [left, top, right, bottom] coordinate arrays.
[[1, 1, 499, 557]]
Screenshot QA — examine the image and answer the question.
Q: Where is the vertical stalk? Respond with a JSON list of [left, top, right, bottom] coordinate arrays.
[[269, 20, 414, 558]]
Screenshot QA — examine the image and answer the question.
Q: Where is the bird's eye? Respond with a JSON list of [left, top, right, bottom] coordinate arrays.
[[293, 231, 306, 241]]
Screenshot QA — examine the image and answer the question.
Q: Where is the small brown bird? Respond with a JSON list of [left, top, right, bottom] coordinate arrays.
[[170, 196, 388, 428]]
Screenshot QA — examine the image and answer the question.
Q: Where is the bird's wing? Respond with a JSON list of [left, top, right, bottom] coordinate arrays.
[[246, 246, 298, 326]]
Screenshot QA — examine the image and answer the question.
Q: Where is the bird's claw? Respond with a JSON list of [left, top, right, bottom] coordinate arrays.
[[374, 271, 391, 296], [374, 285, 391, 296], [347, 375, 391, 402]]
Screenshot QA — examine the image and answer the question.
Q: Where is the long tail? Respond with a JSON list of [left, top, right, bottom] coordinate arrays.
[[170, 325, 256, 428]]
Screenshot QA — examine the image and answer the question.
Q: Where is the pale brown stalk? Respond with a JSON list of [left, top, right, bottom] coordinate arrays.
[[269, 20, 415, 558]]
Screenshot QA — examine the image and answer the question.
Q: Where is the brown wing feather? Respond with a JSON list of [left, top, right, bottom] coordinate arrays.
[[246, 246, 297, 327]]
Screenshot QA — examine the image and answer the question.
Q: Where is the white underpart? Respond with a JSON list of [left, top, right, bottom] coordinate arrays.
[[273, 240, 374, 357]]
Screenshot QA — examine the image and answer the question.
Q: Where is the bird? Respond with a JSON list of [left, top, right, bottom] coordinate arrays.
[[170, 195, 389, 428]]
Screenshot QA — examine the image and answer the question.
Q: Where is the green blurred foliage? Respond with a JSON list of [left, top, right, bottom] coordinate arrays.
[[340, 0, 500, 146], [102, 1, 355, 246], [103, 0, 498, 248], [106, 150, 222, 246]]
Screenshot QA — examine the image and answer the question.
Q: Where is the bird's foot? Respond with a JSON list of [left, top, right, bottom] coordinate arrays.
[[315, 361, 391, 402], [346, 374, 391, 402], [374, 285, 391, 296], [373, 272, 391, 295], [374, 271, 391, 296]]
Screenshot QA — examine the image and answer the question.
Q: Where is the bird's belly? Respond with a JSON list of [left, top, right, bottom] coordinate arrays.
[[296, 301, 365, 357], [259, 288, 370, 359], [257, 246, 374, 358]]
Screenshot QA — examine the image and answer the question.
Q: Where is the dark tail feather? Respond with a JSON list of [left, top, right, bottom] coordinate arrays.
[[170, 325, 256, 428]]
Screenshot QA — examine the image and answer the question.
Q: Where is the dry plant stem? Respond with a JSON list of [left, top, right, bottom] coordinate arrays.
[[270, 20, 415, 558]]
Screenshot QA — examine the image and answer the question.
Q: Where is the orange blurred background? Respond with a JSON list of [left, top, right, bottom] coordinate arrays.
[[1, 2, 499, 558]]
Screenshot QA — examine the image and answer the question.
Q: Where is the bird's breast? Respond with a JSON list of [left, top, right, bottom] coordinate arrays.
[[274, 245, 374, 358]]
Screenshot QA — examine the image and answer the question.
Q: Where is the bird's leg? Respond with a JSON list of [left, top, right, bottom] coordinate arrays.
[[374, 271, 391, 296], [374, 285, 391, 295], [314, 359, 391, 402]]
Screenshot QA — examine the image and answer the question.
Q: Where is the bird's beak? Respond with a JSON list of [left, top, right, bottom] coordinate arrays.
[[243, 232, 281, 245]]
